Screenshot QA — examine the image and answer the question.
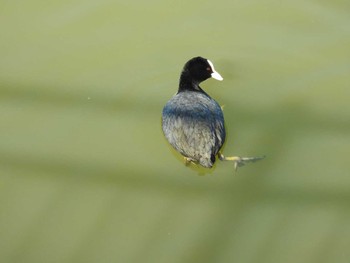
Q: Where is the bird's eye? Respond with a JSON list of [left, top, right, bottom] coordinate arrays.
[[206, 67, 211, 71]]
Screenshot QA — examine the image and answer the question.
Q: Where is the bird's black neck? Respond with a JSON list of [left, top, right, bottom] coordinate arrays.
[[178, 70, 202, 92]]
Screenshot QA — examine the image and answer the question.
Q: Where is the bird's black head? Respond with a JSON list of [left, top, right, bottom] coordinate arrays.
[[179, 56, 223, 91]]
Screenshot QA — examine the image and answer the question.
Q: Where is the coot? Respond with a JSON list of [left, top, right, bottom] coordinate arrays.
[[162, 56, 264, 170]]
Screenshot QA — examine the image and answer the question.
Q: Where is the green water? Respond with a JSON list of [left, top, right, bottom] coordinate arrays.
[[1, 1, 350, 263]]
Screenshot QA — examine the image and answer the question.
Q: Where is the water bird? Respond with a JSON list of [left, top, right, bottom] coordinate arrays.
[[162, 56, 264, 171]]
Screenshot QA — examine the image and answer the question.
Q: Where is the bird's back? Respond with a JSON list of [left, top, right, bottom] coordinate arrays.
[[162, 91, 225, 168]]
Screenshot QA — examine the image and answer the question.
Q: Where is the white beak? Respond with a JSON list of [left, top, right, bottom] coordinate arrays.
[[211, 71, 223, 81], [207, 59, 223, 81]]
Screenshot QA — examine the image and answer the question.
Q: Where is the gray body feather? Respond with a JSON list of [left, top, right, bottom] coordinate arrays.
[[162, 91, 225, 168]]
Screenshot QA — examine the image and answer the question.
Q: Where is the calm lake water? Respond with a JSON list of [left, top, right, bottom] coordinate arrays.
[[1, 1, 349, 263]]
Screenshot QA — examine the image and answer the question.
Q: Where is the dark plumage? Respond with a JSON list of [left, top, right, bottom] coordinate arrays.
[[162, 57, 225, 168]]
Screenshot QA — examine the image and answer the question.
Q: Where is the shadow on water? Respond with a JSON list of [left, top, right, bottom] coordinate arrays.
[[0, 81, 159, 113], [1, 81, 349, 184]]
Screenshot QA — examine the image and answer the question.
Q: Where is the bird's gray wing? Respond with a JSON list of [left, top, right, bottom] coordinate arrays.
[[162, 99, 223, 166]]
